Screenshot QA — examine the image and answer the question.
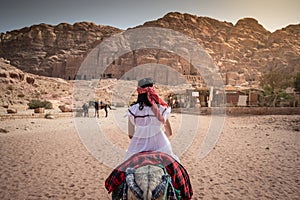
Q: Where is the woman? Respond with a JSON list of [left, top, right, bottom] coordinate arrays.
[[125, 78, 179, 162]]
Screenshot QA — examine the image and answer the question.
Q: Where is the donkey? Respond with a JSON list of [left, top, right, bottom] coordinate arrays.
[[89, 100, 111, 117], [105, 152, 192, 200], [126, 165, 166, 200]]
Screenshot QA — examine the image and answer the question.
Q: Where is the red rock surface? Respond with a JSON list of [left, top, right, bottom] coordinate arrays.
[[0, 12, 299, 88]]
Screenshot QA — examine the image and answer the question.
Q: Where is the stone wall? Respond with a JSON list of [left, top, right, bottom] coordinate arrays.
[[176, 107, 300, 115]]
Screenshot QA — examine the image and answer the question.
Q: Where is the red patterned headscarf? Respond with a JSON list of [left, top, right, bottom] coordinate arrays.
[[137, 86, 169, 123]]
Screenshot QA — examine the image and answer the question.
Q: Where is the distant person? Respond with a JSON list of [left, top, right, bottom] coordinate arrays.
[[82, 103, 89, 117], [82, 102, 89, 117], [94, 100, 99, 118], [125, 77, 179, 162]]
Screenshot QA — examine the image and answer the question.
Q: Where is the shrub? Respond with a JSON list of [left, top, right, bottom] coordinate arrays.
[[27, 99, 53, 109]]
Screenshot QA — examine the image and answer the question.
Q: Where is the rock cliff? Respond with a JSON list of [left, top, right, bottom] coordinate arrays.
[[139, 13, 299, 87], [0, 22, 122, 78], [0, 12, 299, 88]]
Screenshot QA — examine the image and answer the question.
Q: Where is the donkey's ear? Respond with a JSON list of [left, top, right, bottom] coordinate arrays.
[[152, 174, 168, 199], [125, 168, 143, 199]]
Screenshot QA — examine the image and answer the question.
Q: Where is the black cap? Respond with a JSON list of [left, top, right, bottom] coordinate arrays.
[[138, 77, 154, 87]]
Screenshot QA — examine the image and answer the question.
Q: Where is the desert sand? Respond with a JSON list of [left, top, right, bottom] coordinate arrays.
[[0, 107, 299, 200]]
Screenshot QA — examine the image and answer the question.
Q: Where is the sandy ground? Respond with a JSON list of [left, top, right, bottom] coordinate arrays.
[[0, 107, 299, 200]]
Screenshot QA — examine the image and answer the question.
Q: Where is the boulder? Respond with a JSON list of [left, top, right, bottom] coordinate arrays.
[[58, 105, 73, 112], [25, 76, 35, 84], [7, 108, 17, 114], [45, 114, 55, 119], [34, 107, 45, 113]]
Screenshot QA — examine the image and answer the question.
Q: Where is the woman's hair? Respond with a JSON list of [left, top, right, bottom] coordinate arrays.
[[135, 83, 154, 110], [137, 93, 152, 110]]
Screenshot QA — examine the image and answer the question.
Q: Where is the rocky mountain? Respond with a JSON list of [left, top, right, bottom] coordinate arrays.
[[0, 22, 122, 78], [0, 58, 72, 112], [0, 12, 299, 88], [139, 13, 300, 87]]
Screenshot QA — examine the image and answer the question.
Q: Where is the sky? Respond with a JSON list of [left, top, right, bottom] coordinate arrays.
[[0, 0, 299, 33]]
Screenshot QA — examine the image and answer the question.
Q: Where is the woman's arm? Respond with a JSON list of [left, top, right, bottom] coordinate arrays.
[[164, 119, 173, 137], [128, 118, 135, 139]]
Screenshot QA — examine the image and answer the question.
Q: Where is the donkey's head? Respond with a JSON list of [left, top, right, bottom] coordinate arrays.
[[127, 165, 166, 200]]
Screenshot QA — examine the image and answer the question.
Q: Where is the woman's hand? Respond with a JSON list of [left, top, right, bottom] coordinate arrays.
[[164, 119, 173, 137], [128, 118, 134, 139]]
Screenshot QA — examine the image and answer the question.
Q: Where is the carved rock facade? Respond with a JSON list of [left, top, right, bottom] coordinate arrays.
[[0, 12, 299, 88]]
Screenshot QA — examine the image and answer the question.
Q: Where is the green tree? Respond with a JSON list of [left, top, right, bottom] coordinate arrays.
[[294, 73, 300, 94], [260, 71, 294, 107]]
